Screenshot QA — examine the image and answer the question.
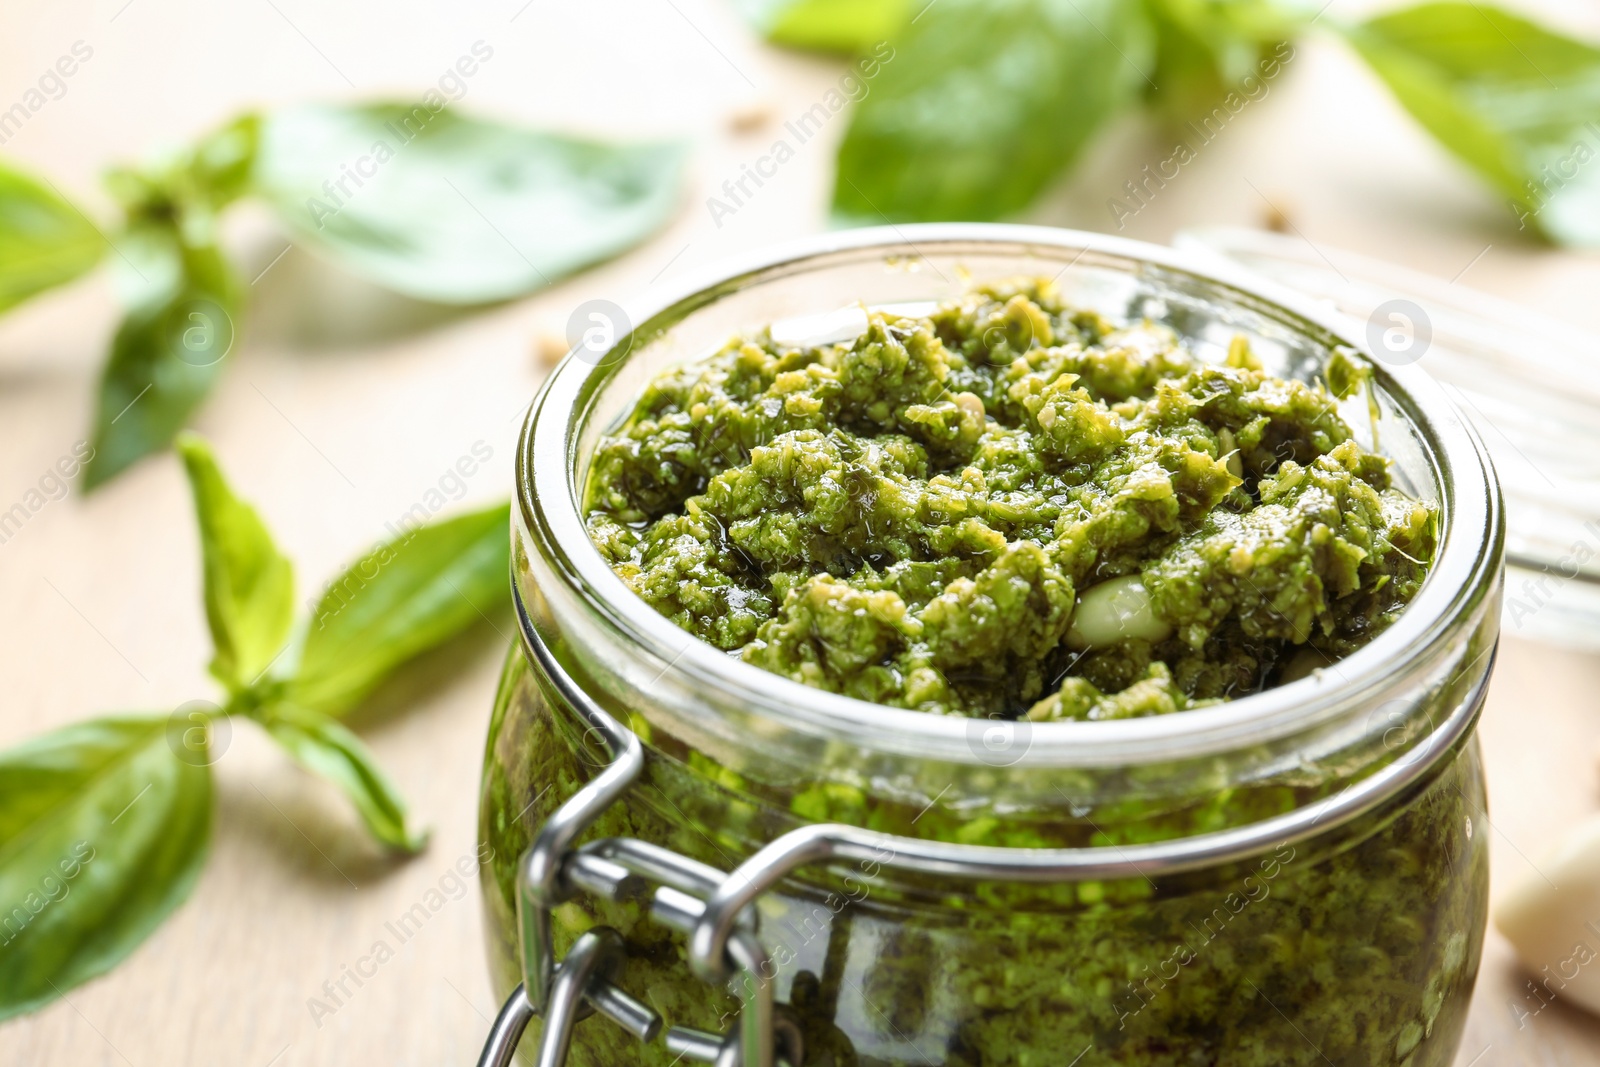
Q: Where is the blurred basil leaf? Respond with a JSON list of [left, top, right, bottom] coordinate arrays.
[[0, 715, 212, 1021], [834, 0, 1153, 222], [175, 434, 295, 692], [0, 160, 104, 315], [258, 706, 427, 853], [734, 0, 909, 53], [291, 502, 510, 716], [1142, 0, 1301, 124], [105, 115, 261, 239], [85, 225, 241, 488], [183, 114, 261, 213], [1344, 2, 1600, 244], [250, 104, 687, 304]]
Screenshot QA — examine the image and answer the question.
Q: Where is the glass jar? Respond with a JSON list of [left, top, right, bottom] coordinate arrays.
[[1176, 224, 1600, 648], [477, 225, 1504, 1067]]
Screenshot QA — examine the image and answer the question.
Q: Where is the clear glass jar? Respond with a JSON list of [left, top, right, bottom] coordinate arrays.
[[478, 226, 1504, 1067]]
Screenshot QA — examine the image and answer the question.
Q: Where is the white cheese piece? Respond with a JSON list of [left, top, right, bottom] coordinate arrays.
[[1494, 813, 1600, 1016]]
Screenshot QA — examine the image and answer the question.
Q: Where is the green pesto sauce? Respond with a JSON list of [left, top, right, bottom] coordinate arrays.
[[585, 279, 1435, 719], [481, 648, 1488, 1067]]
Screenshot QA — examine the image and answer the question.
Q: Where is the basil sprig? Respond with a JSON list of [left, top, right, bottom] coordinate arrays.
[[0, 435, 511, 1019], [742, 0, 1600, 237], [0, 104, 685, 488], [176, 433, 508, 853]]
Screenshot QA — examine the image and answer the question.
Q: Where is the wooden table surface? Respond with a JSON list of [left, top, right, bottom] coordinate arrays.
[[3, 1, 1599, 1064]]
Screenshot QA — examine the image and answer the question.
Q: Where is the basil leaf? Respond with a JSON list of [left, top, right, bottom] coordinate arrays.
[[258, 706, 426, 853], [834, 0, 1153, 222], [184, 114, 261, 212], [0, 159, 104, 315], [0, 715, 211, 1020], [85, 224, 242, 488], [734, 0, 909, 53], [1344, 2, 1600, 244], [106, 114, 260, 231], [290, 502, 510, 716], [250, 104, 687, 304], [176, 434, 295, 692], [1141, 0, 1300, 123]]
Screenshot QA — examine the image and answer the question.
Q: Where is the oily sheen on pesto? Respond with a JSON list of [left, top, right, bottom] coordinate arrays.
[[583, 279, 1435, 718]]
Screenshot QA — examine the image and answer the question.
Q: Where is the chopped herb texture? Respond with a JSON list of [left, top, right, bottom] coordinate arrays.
[[585, 279, 1435, 718]]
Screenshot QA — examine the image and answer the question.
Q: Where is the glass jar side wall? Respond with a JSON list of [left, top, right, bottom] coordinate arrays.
[[479, 644, 1489, 1067]]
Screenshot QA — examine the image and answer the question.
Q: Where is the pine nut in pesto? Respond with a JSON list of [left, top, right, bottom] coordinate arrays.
[[481, 229, 1503, 1067]]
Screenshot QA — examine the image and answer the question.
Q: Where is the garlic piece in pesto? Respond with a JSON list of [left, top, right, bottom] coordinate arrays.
[[1066, 575, 1172, 649], [1494, 813, 1600, 1017], [1218, 426, 1244, 480]]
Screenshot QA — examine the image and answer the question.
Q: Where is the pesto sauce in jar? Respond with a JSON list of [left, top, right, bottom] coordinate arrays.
[[480, 275, 1487, 1067], [585, 279, 1435, 719]]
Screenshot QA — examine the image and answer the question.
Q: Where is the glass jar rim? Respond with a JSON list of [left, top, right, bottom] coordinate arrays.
[[517, 224, 1502, 767]]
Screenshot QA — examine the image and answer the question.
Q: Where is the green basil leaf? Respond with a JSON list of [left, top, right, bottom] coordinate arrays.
[[1141, 0, 1301, 123], [734, 0, 909, 53], [258, 706, 426, 853], [85, 224, 242, 488], [176, 434, 295, 692], [185, 114, 261, 213], [833, 0, 1153, 222], [290, 502, 510, 716], [106, 115, 261, 234], [250, 104, 687, 304], [0, 715, 212, 1020], [1344, 2, 1600, 244], [0, 159, 104, 315]]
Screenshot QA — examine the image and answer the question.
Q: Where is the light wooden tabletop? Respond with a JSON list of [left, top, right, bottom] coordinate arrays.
[[3, 2, 1599, 1065]]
